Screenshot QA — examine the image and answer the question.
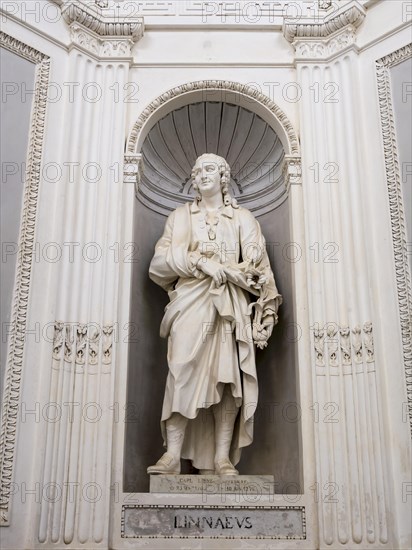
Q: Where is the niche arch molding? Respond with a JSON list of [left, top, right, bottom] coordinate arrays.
[[126, 80, 301, 157]]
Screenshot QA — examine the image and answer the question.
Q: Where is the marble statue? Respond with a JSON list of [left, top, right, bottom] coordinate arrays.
[[147, 154, 282, 476]]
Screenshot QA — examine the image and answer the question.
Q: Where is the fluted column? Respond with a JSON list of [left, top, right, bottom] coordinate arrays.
[[284, 2, 391, 547], [37, 4, 144, 547]]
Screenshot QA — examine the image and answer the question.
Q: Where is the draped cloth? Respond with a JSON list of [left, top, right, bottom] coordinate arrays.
[[149, 201, 281, 470]]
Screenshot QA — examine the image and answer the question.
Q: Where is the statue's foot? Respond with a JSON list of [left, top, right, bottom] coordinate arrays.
[[199, 469, 215, 475], [214, 458, 239, 476], [147, 452, 180, 475]]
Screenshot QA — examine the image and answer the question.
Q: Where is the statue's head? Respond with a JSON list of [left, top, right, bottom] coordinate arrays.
[[191, 153, 233, 206]]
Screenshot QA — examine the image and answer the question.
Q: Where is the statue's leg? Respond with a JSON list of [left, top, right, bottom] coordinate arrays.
[[213, 385, 240, 475], [147, 413, 188, 475], [165, 412, 188, 458]]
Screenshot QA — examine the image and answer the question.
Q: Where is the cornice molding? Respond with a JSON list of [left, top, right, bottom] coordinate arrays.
[[60, 0, 144, 40], [283, 0, 365, 44]]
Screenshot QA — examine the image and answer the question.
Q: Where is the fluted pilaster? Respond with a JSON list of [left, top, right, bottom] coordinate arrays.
[[36, 4, 143, 545], [284, 2, 389, 547]]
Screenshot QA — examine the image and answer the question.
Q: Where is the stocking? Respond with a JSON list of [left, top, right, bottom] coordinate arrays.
[[213, 385, 239, 462]]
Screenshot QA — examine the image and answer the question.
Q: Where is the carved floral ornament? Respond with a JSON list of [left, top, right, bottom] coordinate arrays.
[[313, 322, 375, 369], [293, 25, 358, 60], [53, 321, 114, 367], [69, 23, 137, 58]]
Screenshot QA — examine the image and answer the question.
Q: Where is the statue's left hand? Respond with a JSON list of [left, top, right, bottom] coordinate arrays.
[[261, 315, 275, 339], [252, 315, 276, 349]]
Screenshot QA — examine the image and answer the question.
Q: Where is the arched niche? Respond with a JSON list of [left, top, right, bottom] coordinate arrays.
[[124, 82, 302, 494]]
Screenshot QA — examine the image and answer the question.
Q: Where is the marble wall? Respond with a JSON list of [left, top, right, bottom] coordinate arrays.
[[0, 1, 411, 549]]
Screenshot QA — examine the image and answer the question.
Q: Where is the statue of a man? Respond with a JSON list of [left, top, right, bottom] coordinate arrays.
[[147, 154, 282, 476]]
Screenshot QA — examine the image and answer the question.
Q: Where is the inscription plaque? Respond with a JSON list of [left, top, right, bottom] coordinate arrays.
[[122, 505, 306, 539], [150, 474, 275, 494]]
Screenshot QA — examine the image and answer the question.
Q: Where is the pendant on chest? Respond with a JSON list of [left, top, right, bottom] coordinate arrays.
[[205, 212, 220, 241]]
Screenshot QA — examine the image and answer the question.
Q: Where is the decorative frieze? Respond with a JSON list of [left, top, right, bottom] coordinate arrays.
[[64, 323, 75, 363], [326, 324, 338, 367], [88, 325, 100, 365], [339, 326, 351, 365], [312, 322, 375, 372], [351, 325, 363, 364], [102, 324, 114, 365], [313, 327, 325, 367], [52, 322, 65, 361], [52, 321, 114, 369], [75, 324, 88, 365]]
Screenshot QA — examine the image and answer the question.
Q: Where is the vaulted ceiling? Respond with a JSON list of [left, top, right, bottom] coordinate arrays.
[[137, 101, 286, 217]]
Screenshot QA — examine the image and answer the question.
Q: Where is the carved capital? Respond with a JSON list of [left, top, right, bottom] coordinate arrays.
[[69, 22, 135, 59], [61, 0, 144, 40], [282, 156, 302, 192], [124, 154, 143, 195], [283, 0, 365, 42], [283, 0, 365, 59], [294, 24, 358, 61], [54, 0, 144, 59]]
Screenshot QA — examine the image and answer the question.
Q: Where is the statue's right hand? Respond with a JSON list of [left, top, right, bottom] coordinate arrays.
[[197, 258, 227, 287]]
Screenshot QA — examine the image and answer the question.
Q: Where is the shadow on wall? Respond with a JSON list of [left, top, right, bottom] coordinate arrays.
[[124, 199, 301, 494]]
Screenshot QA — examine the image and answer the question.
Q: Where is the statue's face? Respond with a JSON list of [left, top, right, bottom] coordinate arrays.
[[193, 156, 221, 198]]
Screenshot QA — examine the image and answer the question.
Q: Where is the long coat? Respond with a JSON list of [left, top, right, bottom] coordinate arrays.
[[149, 200, 281, 470]]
